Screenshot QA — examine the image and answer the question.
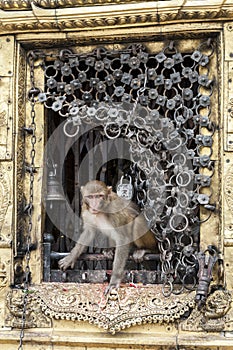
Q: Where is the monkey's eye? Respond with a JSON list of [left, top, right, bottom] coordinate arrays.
[[96, 194, 105, 199], [85, 194, 105, 200]]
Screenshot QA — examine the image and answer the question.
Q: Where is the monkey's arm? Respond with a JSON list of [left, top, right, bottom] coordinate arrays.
[[105, 243, 130, 294], [58, 229, 95, 271]]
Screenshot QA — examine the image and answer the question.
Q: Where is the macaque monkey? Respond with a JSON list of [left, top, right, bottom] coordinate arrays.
[[58, 180, 157, 293]]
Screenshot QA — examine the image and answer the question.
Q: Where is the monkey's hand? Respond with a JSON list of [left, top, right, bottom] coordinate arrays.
[[104, 282, 119, 295], [58, 253, 77, 271], [132, 249, 148, 263]]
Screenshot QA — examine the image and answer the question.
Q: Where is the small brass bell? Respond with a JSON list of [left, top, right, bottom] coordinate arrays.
[[46, 170, 65, 205]]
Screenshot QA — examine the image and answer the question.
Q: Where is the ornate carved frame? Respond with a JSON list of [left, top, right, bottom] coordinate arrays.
[[1, 1, 233, 349]]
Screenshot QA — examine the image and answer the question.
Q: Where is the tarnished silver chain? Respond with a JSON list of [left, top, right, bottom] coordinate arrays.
[[18, 52, 37, 350]]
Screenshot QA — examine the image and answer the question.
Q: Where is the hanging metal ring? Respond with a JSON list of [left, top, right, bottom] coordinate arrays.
[[95, 106, 109, 121], [196, 145, 213, 157], [176, 191, 190, 209], [176, 171, 192, 187], [198, 39, 215, 57], [45, 64, 58, 78], [165, 135, 182, 151], [171, 153, 187, 167], [162, 280, 173, 297], [182, 273, 197, 291], [104, 123, 121, 139], [169, 213, 189, 233], [63, 118, 80, 137]]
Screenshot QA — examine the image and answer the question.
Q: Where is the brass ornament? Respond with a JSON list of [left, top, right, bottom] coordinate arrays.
[[6, 284, 232, 334], [33, 283, 195, 333]]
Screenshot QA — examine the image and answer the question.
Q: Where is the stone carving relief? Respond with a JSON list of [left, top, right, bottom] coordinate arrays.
[[5, 283, 195, 332], [5, 289, 51, 328], [5, 284, 233, 334], [181, 289, 232, 332]]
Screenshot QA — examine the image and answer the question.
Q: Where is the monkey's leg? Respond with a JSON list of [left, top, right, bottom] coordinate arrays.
[[58, 230, 95, 271], [105, 244, 130, 294]]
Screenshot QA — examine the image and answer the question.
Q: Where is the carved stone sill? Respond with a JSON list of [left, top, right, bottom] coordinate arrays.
[[5, 283, 233, 334], [5, 283, 194, 333], [35, 283, 195, 333]]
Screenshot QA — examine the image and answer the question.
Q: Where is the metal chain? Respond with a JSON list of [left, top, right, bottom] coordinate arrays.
[[18, 52, 37, 350]]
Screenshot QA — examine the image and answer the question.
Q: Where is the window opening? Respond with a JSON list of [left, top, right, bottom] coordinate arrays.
[[22, 38, 217, 296]]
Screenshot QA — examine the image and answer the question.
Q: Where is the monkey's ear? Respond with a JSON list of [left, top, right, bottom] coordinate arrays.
[[80, 186, 84, 193], [107, 186, 112, 193]]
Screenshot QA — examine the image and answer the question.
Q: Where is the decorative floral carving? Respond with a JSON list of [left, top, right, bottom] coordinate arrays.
[[181, 289, 232, 332], [5, 289, 51, 328], [6, 285, 232, 333], [6, 283, 232, 334], [33, 283, 196, 333], [205, 289, 231, 318]]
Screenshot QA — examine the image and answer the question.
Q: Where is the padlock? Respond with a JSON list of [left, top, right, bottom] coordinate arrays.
[[117, 175, 133, 200]]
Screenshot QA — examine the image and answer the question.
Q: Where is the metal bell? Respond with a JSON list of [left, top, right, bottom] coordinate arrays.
[[46, 170, 65, 203]]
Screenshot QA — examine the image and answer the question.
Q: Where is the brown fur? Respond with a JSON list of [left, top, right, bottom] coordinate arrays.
[[59, 180, 157, 293]]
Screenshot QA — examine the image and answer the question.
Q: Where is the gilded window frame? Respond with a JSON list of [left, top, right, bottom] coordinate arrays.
[[0, 1, 233, 347]]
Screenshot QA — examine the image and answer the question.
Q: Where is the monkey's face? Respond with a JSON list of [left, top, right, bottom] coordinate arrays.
[[84, 192, 106, 214], [81, 180, 112, 214]]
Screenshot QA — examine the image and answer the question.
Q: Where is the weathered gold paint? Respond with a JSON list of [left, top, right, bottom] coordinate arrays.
[[0, 1, 233, 349]]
